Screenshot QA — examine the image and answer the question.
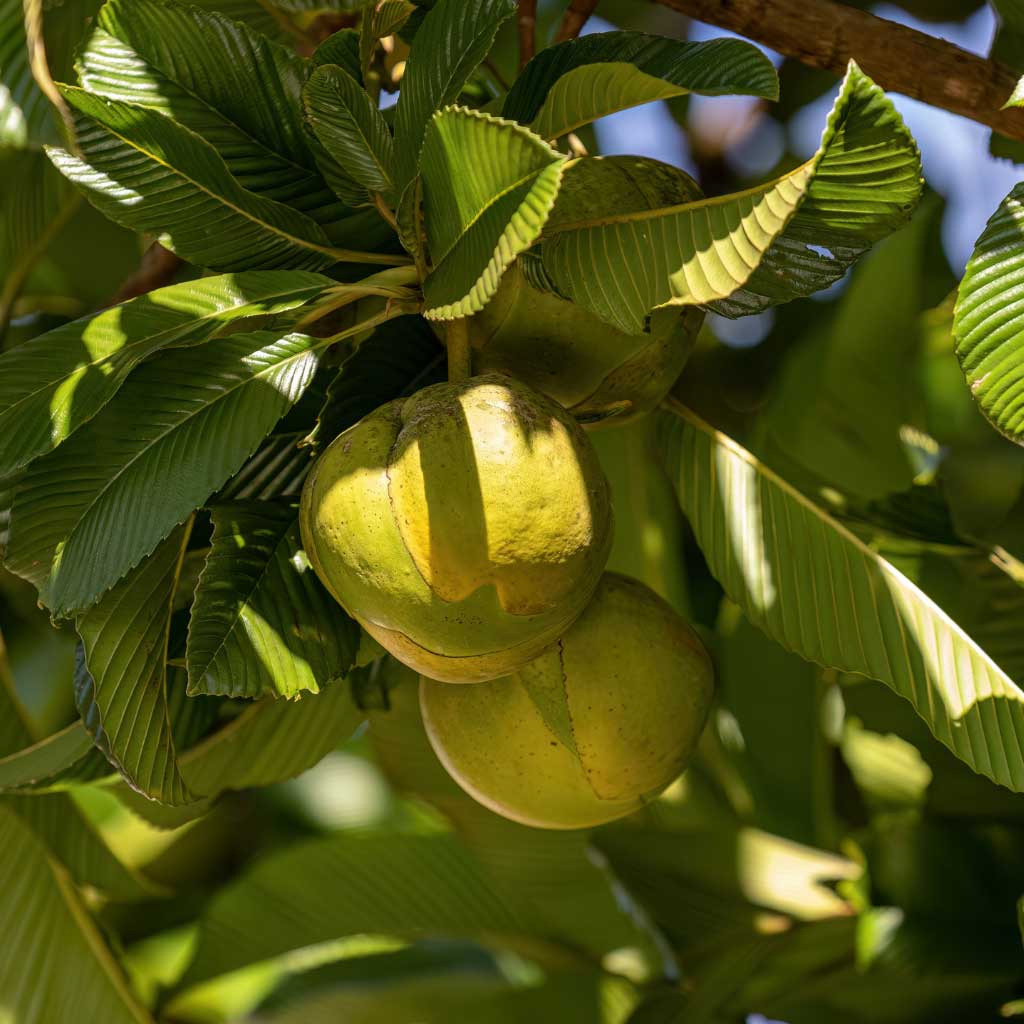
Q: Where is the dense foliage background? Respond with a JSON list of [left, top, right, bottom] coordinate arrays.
[[2, 0, 1024, 1022]]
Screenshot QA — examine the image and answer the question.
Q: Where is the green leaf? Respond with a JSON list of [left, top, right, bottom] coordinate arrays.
[[759, 204, 931, 500], [49, 88, 402, 273], [542, 63, 921, 334], [313, 28, 361, 78], [0, 148, 77, 332], [304, 64, 396, 199], [392, 0, 517, 189], [657, 402, 1024, 794], [309, 314, 445, 451], [179, 675, 363, 797], [502, 34, 778, 140], [75, 524, 193, 804], [7, 330, 324, 616], [421, 108, 566, 319], [178, 832, 529, 990], [0, 804, 153, 1023], [0, 721, 108, 794], [0, 270, 331, 478], [77, 0, 352, 237], [953, 182, 1024, 445], [187, 502, 358, 699]]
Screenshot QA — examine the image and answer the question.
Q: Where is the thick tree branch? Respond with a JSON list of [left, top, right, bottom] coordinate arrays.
[[655, 0, 1024, 142], [556, 0, 599, 42]]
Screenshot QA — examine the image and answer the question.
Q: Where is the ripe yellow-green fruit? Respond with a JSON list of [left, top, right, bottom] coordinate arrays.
[[470, 157, 706, 427], [420, 573, 715, 829], [299, 374, 613, 683]]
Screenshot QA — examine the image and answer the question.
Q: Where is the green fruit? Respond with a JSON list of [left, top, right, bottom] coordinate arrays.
[[470, 157, 706, 427], [420, 573, 715, 829], [300, 374, 613, 683]]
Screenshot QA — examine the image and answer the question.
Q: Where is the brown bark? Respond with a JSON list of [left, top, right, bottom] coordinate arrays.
[[655, 0, 1024, 141], [518, 0, 537, 69], [109, 243, 183, 306], [556, 0, 600, 42]]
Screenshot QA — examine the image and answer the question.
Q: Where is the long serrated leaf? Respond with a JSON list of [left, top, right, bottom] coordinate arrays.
[[0, 805, 153, 1023], [187, 502, 358, 699], [392, 0, 516, 189], [502, 34, 778, 140], [77, 0, 352, 236], [49, 88, 403, 272], [7, 330, 324, 616], [75, 525, 192, 804], [0, 270, 331, 478], [178, 832, 529, 990], [0, 722, 107, 793], [953, 182, 1024, 445], [313, 28, 361, 77], [542, 63, 921, 334], [180, 676, 363, 797], [657, 401, 1024, 794], [304, 64, 396, 200], [421, 108, 565, 319]]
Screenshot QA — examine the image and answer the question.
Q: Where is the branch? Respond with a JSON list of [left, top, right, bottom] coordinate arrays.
[[556, 0, 599, 43], [518, 0, 537, 70], [655, 0, 1024, 142], [109, 243, 183, 306]]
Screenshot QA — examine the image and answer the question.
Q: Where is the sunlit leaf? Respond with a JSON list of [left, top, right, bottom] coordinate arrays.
[[187, 501, 358, 699], [49, 88, 401, 273], [953, 182, 1024, 445], [7, 330, 325, 616], [542, 63, 921, 333], [77, 0, 352, 237], [658, 402, 1024, 793], [0, 271, 331, 478], [392, 0, 516, 189], [421, 108, 565, 319]]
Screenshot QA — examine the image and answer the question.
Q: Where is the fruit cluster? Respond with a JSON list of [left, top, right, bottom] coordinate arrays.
[[300, 267, 715, 830]]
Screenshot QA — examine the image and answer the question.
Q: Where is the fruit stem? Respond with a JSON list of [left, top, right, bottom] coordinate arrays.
[[446, 318, 471, 382]]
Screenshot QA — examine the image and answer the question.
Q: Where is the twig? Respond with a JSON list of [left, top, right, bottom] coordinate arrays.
[[654, 0, 1024, 142], [518, 0, 537, 70], [556, 0, 599, 42], [445, 319, 471, 382], [109, 243, 184, 306], [22, 0, 79, 155]]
